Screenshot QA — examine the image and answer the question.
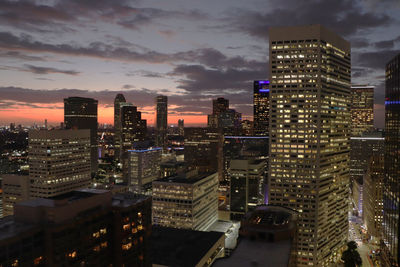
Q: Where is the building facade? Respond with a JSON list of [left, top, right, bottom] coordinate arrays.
[[0, 189, 152, 267], [156, 95, 168, 150], [1, 175, 29, 217], [29, 129, 91, 198], [383, 53, 400, 266], [268, 25, 351, 266], [363, 154, 384, 239], [114, 93, 126, 161], [351, 85, 374, 137], [253, 80, 270, 136], [124, 148, 161, 194], [64, 97, 98, 174], [229, 159, 266, 220], [152, 173, 218, 231]]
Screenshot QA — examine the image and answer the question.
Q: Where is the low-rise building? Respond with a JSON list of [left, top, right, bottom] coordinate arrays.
[[1, 175, 30, 217]]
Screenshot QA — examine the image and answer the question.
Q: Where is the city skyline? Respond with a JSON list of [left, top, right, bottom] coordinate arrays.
[[1, 0, 400, 127]]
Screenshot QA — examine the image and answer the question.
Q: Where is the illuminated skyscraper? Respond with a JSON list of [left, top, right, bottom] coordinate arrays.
[[114, 93, 126, 161], [383, 53, 400, 266], [253, 80, 270, 136], [351, 85, 374, 136], [156, 95, 168, 149], [64, 97, 98, 174], [268, 25, 351, 265], [178, 119, 184, 136], [29, 129, 91, 198]]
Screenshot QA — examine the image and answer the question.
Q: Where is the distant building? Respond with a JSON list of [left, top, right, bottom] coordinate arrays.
[[184, 128, 219, 174], [208, 98, 241, 134], [363, 154, 384, 239], [253, 80, 270, 136], [1, 175, 29, 217], [0, 189, 152, 267], [351, 85, 374, 137], [160, 160, 185, 178], [383, 53, 400, 267], [151, 226, 225, 267], [29, 129, 91, 198], [156, 95, 168, 150], [64, 97, 98, 174], [229, 159, 266, 220], [214, 205, 298, 267], [114, 93, 126, 161], [152, 172, 218, 231], [124, 147, 161, 194], [178, 119, 184, 136]]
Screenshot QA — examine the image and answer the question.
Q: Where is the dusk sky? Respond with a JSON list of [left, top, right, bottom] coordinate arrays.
[[0, 0, 399, 127]]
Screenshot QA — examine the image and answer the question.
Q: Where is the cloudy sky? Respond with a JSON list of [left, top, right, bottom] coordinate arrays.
[[0, 0, 399, 127]]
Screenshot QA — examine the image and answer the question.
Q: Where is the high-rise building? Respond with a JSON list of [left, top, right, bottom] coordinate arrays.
[[268, 25, 351, 265], [1, 174, 29, 216], [363, 154, 384, 239], [229, 159, 266, 220], [120, 103, 147, 149], [156, 95, 168, 149], [64, 97, 98, 174], [114, 93, 126, 161], [124, 147, 161, 194], [0, 189, 152, 267], [351, 85, 374, 136], [152, 172, 218, 231], [178, 119, 184, 136], [253, 80, 270, 136], [29, 129, 91, 198], [184, 128, 219, 173], [383, 53, 400, 266], [208, 98, 241, 133], [349, 132, 384, 215]]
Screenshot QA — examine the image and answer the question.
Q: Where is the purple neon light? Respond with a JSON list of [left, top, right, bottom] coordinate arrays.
[[258, 80, 269, 84], [259, 89, 270, 92]]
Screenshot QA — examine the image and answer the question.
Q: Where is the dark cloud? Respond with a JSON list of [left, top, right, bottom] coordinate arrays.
[[126, 70, 166, 78], [23, 64, 80, 75], [355, 49, 400, 70], [0, 51, 46, 61], [224, 0, 393, 39], [374, 40, 395, 49], [350, 38, 370, 49]]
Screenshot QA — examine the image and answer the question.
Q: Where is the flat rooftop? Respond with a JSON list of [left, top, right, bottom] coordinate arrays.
[[112, 193, 150, 208], [154, 172, 215, 184], [151, 226, 224, 267], [0, 216, 36, 242], [213, 238, 292, 267]]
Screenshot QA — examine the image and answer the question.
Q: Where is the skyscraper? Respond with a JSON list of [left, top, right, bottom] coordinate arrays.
[[383, 53, 400, 266], [114, 93, 126, 161], [64, 97, 98, 174], [178, 119, 184, 136], [253, 80, 270, 136], [156, 95, 168, 149], [29, 129, 91, 198], [268, 25, 351, 265], [351, 85, 374, 136]]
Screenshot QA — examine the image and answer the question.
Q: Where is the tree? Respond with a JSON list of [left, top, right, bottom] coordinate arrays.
[[341, 241, 362, 267]]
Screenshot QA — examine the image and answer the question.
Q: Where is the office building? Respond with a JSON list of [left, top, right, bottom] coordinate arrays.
[[152, 172, 218, 231], [156, 95, 168, 149], [64, 97, 98, 174], [254, 80, 270, 136], [351, 85, 374, 136], [208, 98, 242, 134], [0, 189, 152, 267], [114, 93, 126, 161], [383, 53, 400, 266], [160, 160, 185, 178], [29, 129, 91, 198], [184, 128, 219, 173], [1, 175, 29, 217], [124, 147, 161, 194], [349, 132, 384, 215], [268, 25, 351, 265], [229, 159, 266, 220], [363, 154, 384, 239], [178, 119, 184, 136]]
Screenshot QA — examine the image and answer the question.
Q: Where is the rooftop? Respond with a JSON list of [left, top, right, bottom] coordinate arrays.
[[154, 172, 216, 185], [112, 193, 150, 208], [151, 226, 224, 267], [0, 216, 37, 242]]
